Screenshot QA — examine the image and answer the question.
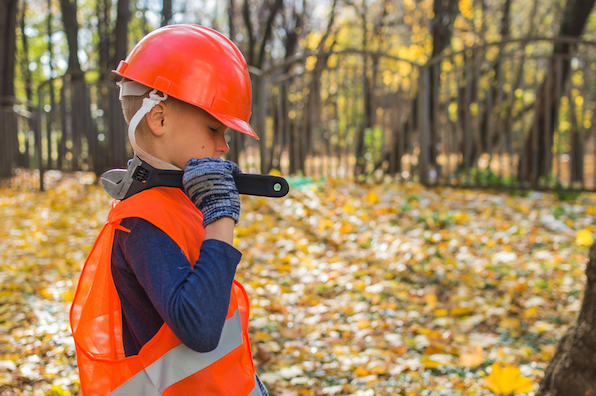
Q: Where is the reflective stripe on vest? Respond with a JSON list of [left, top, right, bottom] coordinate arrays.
[[109, 309, 253, 395]]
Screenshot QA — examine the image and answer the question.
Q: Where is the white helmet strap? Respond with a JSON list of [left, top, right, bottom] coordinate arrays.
[[119, 81, 181, 171]]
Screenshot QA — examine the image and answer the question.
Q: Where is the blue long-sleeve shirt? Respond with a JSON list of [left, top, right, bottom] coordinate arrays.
[[110, 216, 269, 396], [110, 217, 242, 356]]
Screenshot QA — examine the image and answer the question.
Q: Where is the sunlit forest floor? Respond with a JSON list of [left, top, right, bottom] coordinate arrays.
[[1, 170, 595, 395]]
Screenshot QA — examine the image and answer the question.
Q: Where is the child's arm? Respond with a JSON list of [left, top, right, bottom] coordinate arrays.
[[113, 217, 241, 354], [204, 217, 235, 245]]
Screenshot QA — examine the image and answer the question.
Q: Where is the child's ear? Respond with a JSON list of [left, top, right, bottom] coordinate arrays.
[[146, 103, 167, 136]]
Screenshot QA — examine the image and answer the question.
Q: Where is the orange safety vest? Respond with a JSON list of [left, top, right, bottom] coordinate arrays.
[[70, 187, 259, 396]]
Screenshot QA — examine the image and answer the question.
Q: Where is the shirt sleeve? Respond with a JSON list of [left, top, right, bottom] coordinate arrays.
[[115, 217, 242, 353]]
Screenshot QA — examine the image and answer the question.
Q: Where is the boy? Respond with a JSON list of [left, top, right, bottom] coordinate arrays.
[[70, 25, 267, 395]]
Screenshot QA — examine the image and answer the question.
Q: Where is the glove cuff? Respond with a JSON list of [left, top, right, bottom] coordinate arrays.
[[200, 200, 241, 227]]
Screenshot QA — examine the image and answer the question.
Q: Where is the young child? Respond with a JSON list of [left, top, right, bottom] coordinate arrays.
[[70, 25, 267, 396]]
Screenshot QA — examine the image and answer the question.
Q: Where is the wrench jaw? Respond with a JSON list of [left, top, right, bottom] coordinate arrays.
[[100, 156, 143, 200], [100, 169, 128, 199]]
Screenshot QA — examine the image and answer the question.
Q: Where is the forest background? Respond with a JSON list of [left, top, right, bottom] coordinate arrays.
[[4, 0, 596, 99]]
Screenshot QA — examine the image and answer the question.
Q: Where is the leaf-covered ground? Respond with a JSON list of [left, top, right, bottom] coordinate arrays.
[[1, 171, 594, 395]]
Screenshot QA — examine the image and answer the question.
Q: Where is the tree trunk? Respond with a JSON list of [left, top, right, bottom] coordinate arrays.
[[46, 0, 56, 169], [0, 0, 19, 179], [276, 0, 306, 174], [19, 0, 33, 168], [0, 0, 18, 99], [429, 0, 459, 60], [427, 0, 459, 171], [242, 0, 255, 66], [138, 0, 149, 36], [256, 0, 283, 68], [161, 0, 172, 26], [375, 0, 459, 178], [105, 0, 131, 172], [518, 0, 596, 185], [304, 0, 337, 173], [242, 0, 283, 68], [283, 3, 304, 61], [113, 0, 130, 69], [59, 0, 97, 173], [537, 243, 596, 396], [228, 0, 235, 41], [495, 0, 538, 163], [97, 0, 111, 77], [21, 0, 32, 105], [353, 1, 370, 178], [462, 0, 512, 175], [59, 0, 83, 77], [352, 1, 390, 177]]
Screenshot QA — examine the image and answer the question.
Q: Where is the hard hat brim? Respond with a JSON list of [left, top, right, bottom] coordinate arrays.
[[210, 111, 260, 140]]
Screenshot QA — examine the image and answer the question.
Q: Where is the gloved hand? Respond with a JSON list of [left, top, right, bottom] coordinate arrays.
[[183, 157, 241, 227]]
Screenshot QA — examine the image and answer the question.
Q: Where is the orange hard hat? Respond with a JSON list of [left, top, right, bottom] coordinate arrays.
[[113, 24, 258, 140]]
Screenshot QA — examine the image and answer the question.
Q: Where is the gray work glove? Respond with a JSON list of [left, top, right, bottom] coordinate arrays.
[[182, 157, 241, 227]]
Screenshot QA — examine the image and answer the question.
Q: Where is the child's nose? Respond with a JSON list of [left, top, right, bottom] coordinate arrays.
[[218, 132, 230, 154]]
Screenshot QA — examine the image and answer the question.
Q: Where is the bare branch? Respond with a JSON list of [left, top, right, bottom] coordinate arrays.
[[257, 0, 284, 68], [242, 0, 256, 65], [316, 0, 338, 51]]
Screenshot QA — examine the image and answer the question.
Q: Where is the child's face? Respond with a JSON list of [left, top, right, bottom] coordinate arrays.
[[149, 101, 230, 169]]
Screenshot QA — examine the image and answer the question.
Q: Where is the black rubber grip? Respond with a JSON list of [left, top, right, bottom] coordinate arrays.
[[233, 174, 289, 198]]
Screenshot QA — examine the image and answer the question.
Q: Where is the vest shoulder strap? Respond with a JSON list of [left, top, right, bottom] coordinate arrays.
[[108, 187, 204, 262]]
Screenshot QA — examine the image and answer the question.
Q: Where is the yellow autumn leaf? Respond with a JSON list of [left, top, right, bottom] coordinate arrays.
[[576, 229, 593, 246], [0, 372, 12, 386], [499, 316, 521, 330], [357, 318, 371, 329], [339, 223, 354, 234], [484, 363, 534, 394], [365, 191, 380, 204], [523, 306, 538, 319], [450, 306, 473, 316], [268, 169, 282, 176], [425, 293, 438, 310], [453, 212, 469, 222], [459, 345, 484, 368], [47, 385, 72, 396], [254, 331, 271, 341], [434, 308, 448, 316], [370, 365, 386, 375], [587, 205, 596, 215], [332, 346, 346, 355], [539, 344, 556, 361], [355, 366, 369, 376], [342, 203, 355, 214], [318, 218, 334, 231], [422, 358, 441, 368], [459, 0, 473, 18], [60, 290, 75, 302]]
